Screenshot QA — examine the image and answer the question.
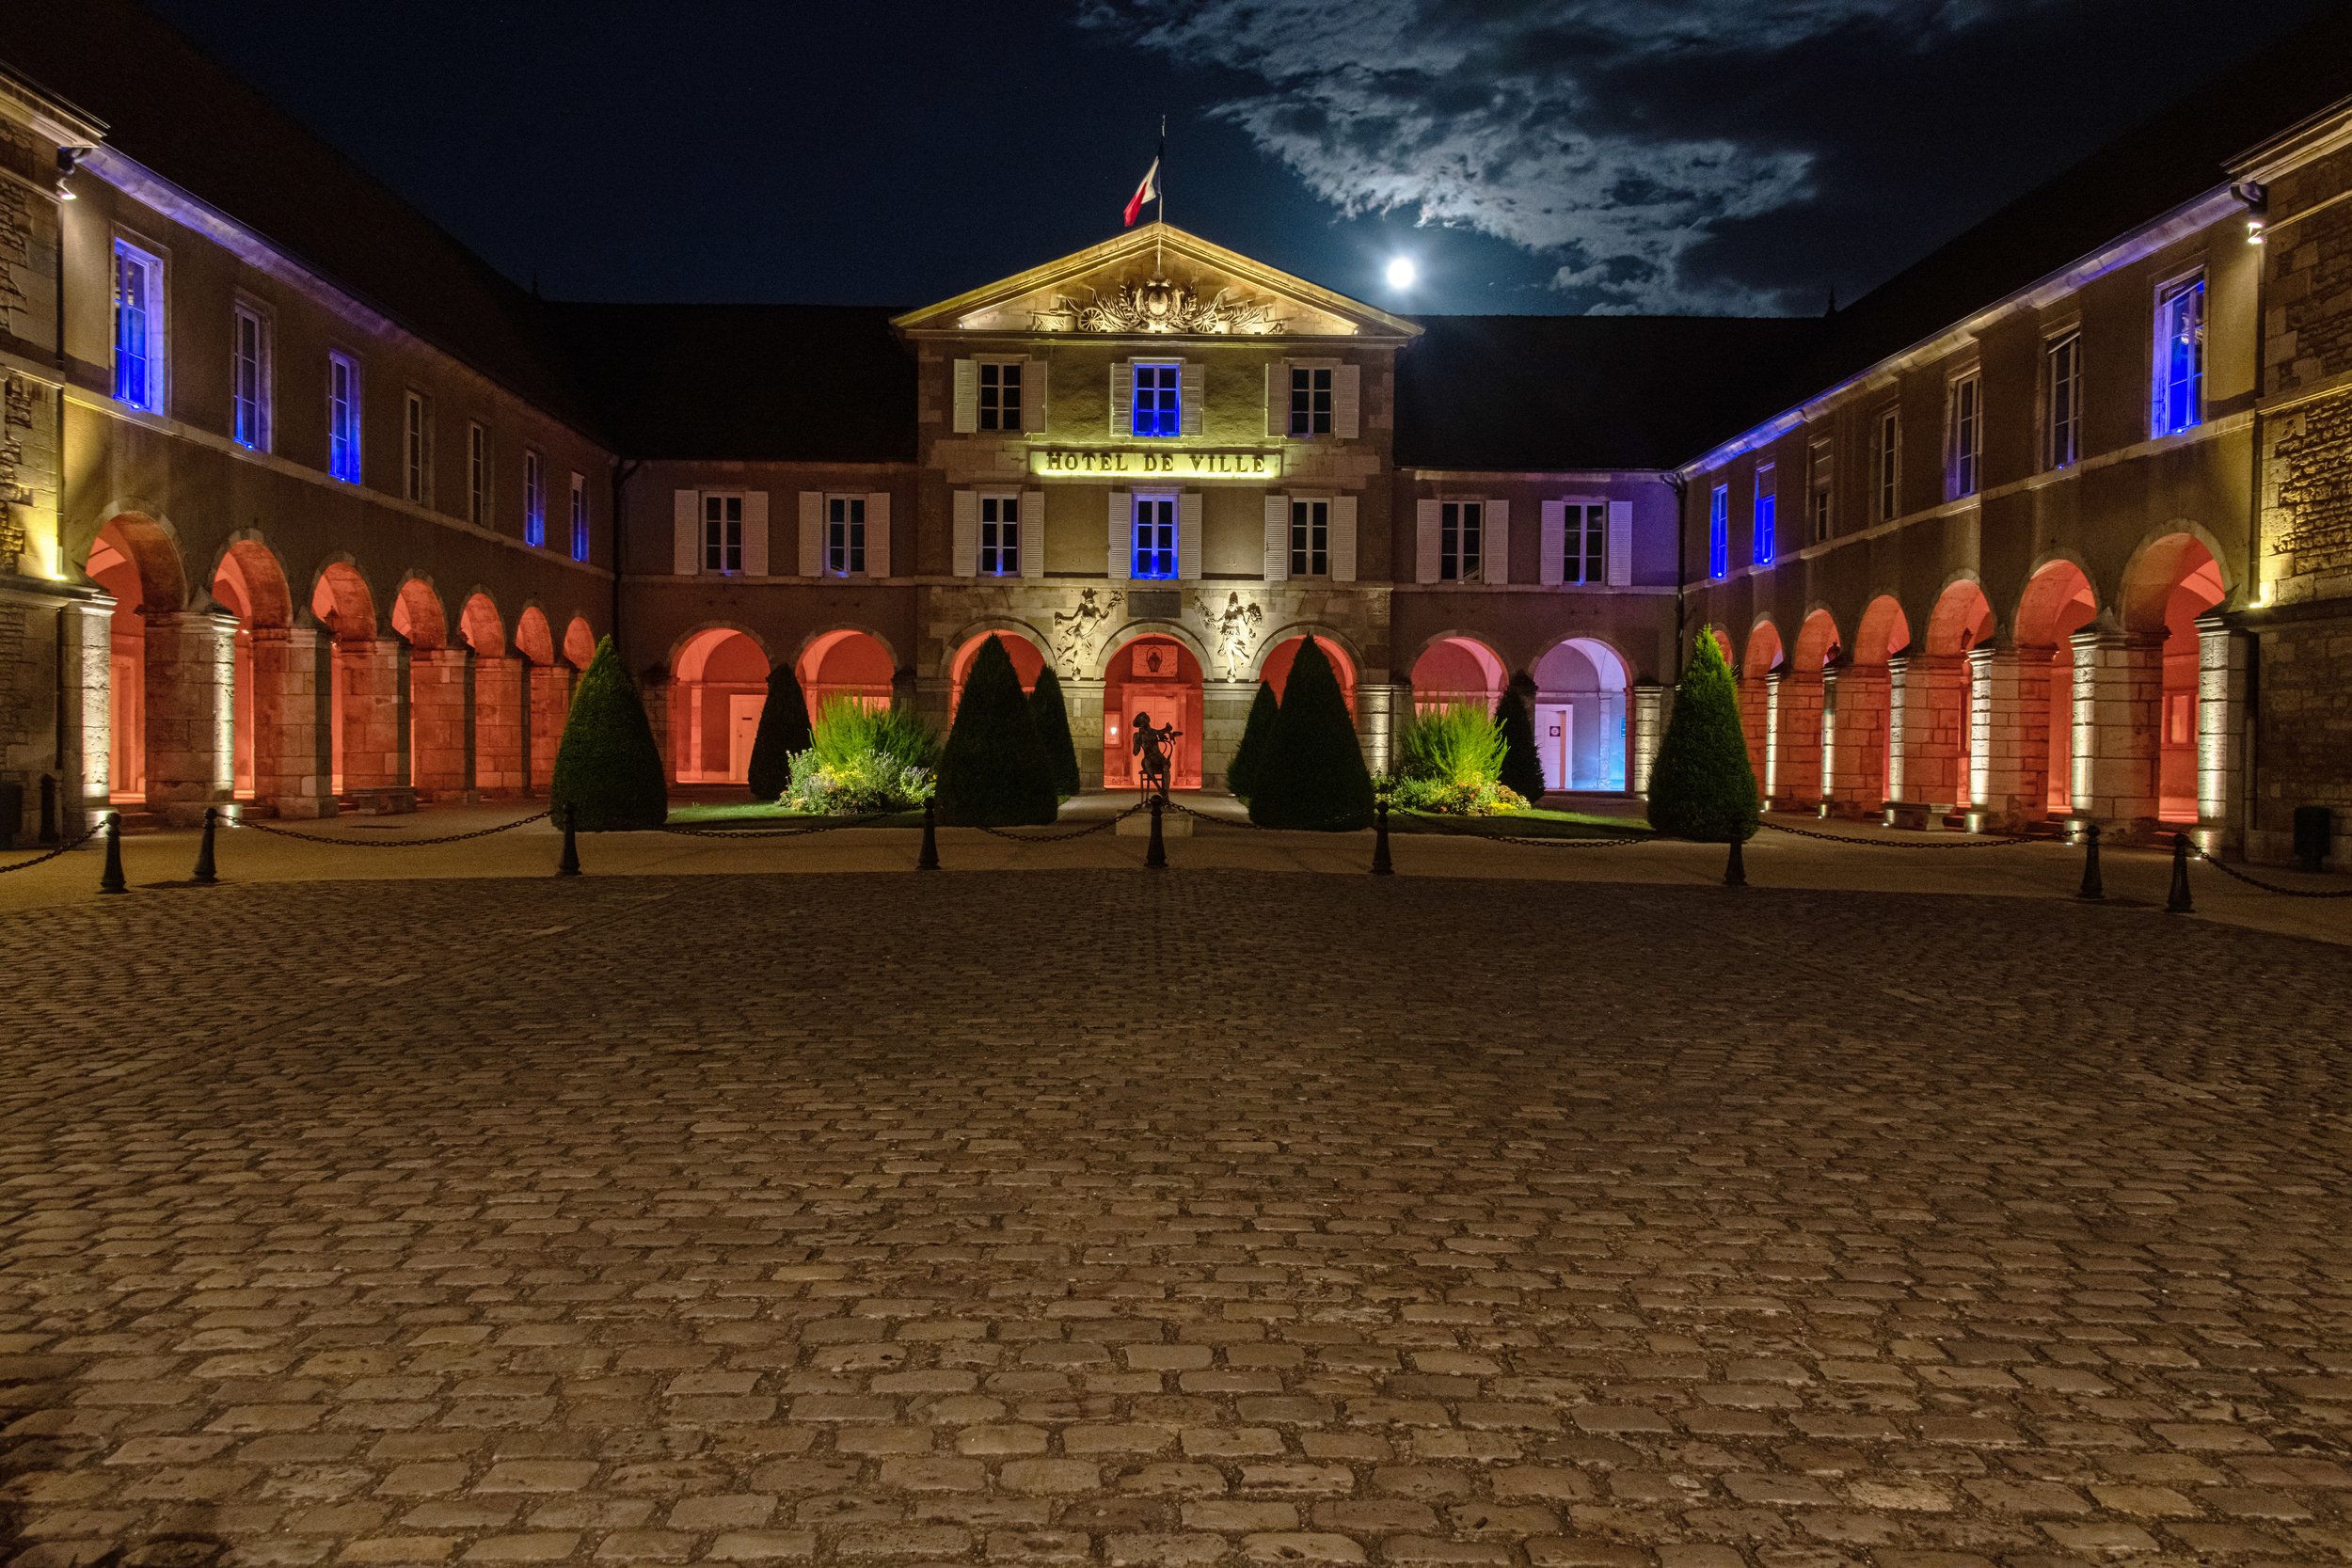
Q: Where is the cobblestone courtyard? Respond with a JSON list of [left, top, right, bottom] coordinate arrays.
[[3, 870, 2349, 1568]]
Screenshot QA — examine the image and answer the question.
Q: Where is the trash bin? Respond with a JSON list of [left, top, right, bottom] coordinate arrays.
[[2293, 804, 2332, 874], [0, 780, 21, 851]]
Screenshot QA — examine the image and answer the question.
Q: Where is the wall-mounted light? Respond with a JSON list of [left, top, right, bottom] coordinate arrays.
[[55, 146, 82, 200], [2233, 180, 2267, 245], [2248, 219, 2265, 246]]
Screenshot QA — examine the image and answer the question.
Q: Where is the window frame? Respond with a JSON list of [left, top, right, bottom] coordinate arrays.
[[1131, 361, 1182, 438], [569, 471, 590, 562], [521, 447, 546, 546], [826, 493, 868, 578], [467, 422, 491, 526], [701, 491, 744, 575], [230, 301, 271, 452], [1752, 463, 1777, 565], [326, 349, 363, 484], [1289, 497, 1330, 578], [110, 236, 167, 414], [1708, 483, 1729, 579], [1806, 438, 1833, 543], [978, 491, 1022, 578], [403, 389, 433, 506], [977, 358, 1025, 433], [1438, 499, 1484, 583], [1563, 499, 1606, 586], [1946, 369, 1981, 499], [2152, 271, 2205, 438], [1875, 406, 1901, 522], [1288, 364, 1334, 438], [2044, 328, 2082, 470], [1131, 491, 1179, 580]]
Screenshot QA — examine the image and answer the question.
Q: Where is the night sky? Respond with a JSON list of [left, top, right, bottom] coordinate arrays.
[[146, 0, 2335, 318]]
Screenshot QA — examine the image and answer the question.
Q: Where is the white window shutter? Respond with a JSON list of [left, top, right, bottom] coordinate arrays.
[[1331, 496, 1359, 583], [1109, 362, 1131, 436], [1606, 499, 1633, 588], [952, 490, 978, 578], [865, 492, 890, 579], [1108, 489, 1130, 579], [1266, 361, 1287, 439], [1416, 499, 1441, 584], [1022, 358, 1047, 434], [1540, 500, 1566, 588], [673, 489, 699, 576], [1178, 491, 1203, 578], [743, 491, 770, 577], [1334, 364, 1361, 440], [1020, 489, 1044, 579], [1180, 359, 1204, 436], [1263, 493, 1289, 583], [951, 359, 978, 434], [798, 491, 822, 577], [1484, 499, 1511, 585]]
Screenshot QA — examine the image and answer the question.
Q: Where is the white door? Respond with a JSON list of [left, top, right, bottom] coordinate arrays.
[[728, 694, 763, 784], [1535, 703, 1572, 793]]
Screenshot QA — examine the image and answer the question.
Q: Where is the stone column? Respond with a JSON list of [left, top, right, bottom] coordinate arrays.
[[408, 647, 470, 800], [141, 609, 238, 825], [2195, 612, 2249, 854], [1064, 675, 1106, 788], [527, 663, 572, 792], [1762, 672, 1784, 802], [59, 592, 114, 829], [2070, 628, 2159, 832], [1832, 664, 1890, 816], [1906, 653, 1964, 812], [1884, 656, 1912, 807], [1775, 673, 1825, 807], [337, 637, 407, 797], [1738, 671, 1769, 797], [1356, 682, 1401, 779], [1631, 681, 1665, 797], [248, 626, 331, 818], [1819, 668, 1841, 816], [471, 654, 526, 796], [1967, 643, 2033, 829]]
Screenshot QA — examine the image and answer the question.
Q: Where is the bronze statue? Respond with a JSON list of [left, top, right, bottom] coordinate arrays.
[[1131, 713, 1181, 800]]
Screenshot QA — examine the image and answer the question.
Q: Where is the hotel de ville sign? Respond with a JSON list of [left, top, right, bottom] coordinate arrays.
[[1029, 447, 1281, 481]]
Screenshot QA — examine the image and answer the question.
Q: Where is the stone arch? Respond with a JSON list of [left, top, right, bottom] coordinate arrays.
[[1834, 597, 1909, 815], [1738, 620, 1782, 797], [2120, 522, 2233, 636], [936, 618, 1052, 682], [2120, 530, 2228, 824], [2014, 560, 2100, 817], [309, 558, 378, 641], [1098, 619, 1212, 678], [1102, 630, 1205, 792], [515, 606, 556, 666], [85, 511, 187, 610], [562, 616, 596, 670], [797, 626, 899, 712], [1531, 636, 1631, 793], [512, 606, 562, 793], [208, 537, 294, 805], [392, 579, 463, 797], [1906, 578, 1995, 814], [391, 577, 448, 650], [460, 593, 506, 657], [1775, 609, 1840, 806], [948, 630, 1048, 719], [458, 594, 525, 797], [1246, 622, 1366, 686], [307, 562, 386, 798], [1254, 634, 1358, 721], [1406, 631, 1508, 714], [671, 626, 772, 784], [1854, 596, 1910, 663]]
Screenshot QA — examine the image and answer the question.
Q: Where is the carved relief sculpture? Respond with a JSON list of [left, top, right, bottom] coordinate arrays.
[[1030, 274, 1285, 336], [1051, 588, 1122, 675], [1200, 591, 1263, 681]]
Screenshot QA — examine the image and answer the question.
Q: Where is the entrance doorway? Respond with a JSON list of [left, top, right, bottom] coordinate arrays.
[[1536, 704, 1572, 792], [1103, 635, 1203, 789], [728, 694, 763, 781]]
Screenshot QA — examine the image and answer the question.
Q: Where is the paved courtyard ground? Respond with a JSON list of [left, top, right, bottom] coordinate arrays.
[[3, 868, 2350, 1568]]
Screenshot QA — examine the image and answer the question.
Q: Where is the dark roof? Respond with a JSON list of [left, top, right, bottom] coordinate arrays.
[[545, 304, 914, 463], [8, 0, 602, 436], [1394, 315, 1818, 470]]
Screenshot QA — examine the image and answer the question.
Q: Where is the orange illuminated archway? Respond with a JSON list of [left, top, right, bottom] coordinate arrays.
[[1104, 635, 1203, 791]]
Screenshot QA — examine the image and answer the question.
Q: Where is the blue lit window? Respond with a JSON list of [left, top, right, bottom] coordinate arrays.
[[2153, 276, 2203, 436], [1132, 363, 1180, 437], [980, 494, 1020, 576], [1752, 464, 1776, 565], [327, 351, 362, 483], [1947, 372, 1980, 499], [1708, 484, 1728, 579], [569, 472, 590, 562], [1132, 495, 1177, 578], [112, 240, 164, 412], [521, 449, 545, 545], [232, 306, 268, 450]]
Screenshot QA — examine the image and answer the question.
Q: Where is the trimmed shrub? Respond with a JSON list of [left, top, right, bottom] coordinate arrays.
[[1225, 679, 1279, 801], [936, 635, 1058, 825], [1028, 665, 1083, 799], [745, 661, 813, 801], [782, 697, 935, 814], [1397, 703, 1507, 790], [1248, 637, 1375, 831], [1496, 672, 1548, 801], [1390, 775, 1529, 816], [1646, 628, 1760, 842], [549, 635, 668, 832]]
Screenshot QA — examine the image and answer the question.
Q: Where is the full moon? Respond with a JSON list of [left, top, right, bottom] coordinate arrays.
[[1385, 257, 1416, 289]]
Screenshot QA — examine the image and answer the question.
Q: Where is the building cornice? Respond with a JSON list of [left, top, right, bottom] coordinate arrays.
[[2232, 95, 2352, 184]]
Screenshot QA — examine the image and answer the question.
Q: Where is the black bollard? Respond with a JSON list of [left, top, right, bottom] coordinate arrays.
[[1145, 794, 1168, 869], [917, 799, 940, 870], [556, 807, 581, 877], [99, 811, 126, 895], [1724, 833, 1747, 887], [193, 806, 218, 885], [39, 774, 57, 845], [2166, 830, 2193, 914], [1371, 800, 1393, 876], [2076, 822, 2103, 902]]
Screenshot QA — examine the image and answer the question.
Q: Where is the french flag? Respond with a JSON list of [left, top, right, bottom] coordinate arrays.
[[1123, 156, 1161, 228]]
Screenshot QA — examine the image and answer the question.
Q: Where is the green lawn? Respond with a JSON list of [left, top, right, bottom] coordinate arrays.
[[1389, 803, 1650, 838], [664, 800, 924, 829]]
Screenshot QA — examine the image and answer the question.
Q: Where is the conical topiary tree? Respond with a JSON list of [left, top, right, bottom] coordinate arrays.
[[1028, 665, 1083, 800], [549, 635, 669, 831], [1646, 627, 1759, 842], [1248, 637, 1374, 831], [1225, 679, 1279, 801], [1496, 671, 1546, 801], [936, 635, 1058, 826], [745, 661, 813, 801]]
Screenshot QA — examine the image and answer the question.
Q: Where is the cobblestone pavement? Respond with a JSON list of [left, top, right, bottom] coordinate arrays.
[[4, 871, 2350, 1568]]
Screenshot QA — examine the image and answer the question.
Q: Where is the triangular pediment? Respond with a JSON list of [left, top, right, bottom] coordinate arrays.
[[892, 224, 1420, 342]]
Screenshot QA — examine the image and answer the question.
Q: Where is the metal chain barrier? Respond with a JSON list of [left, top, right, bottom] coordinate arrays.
[[656, 812, 897, 839], [232, 809, 549, 847], [0, 819, 102, 874], [2191, 842, 2352, 899], [971, 804, 1145, 842], [1758, 818, 2041, 849]]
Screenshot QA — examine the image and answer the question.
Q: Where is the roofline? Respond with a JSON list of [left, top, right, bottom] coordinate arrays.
[[891, 222, 1422, 341], [2233, 90, 2352, 183], [1677, 182, 2253, 477], [0, 60, 107, 145]]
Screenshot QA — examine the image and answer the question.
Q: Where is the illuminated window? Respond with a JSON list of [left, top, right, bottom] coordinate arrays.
[[1132, 494, 1177, 578], [1439, 500, 1482, 582], [702, 492, 742, 573], [112, 239, 165, 412], [978, 360, 1023, 432], [569, 471, 589, 562], [467, 422, 490, 525], [979, 493, 1021, 576], [1708, 484, 1728, 579], [1946, 371, 1980, 499], [827, 494, 867, 576], [1807, 439, 1833, 542], [327, 351, 362, 483], [231, 305, 269, 451], [1875, 407, 1900, 521], [2153, 276, 2203, 436], [1564, 501, 1605, 585], [522, 448, 545, 545], [1752, 464, 1777, 565], [2045, 331, 2081, 468], [1290, 499, 1329, 578], [403, 390, 432, 505], [1132, 362, 1180, 437], [1289, 365, 1332, 436]]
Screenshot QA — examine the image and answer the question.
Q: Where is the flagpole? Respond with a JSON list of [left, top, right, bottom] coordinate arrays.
[[1155, 114, 1167, 270]]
